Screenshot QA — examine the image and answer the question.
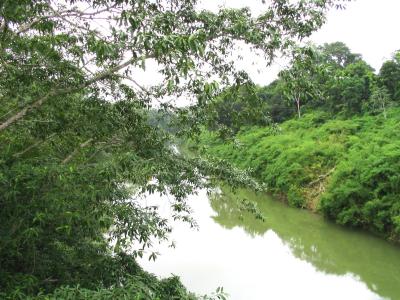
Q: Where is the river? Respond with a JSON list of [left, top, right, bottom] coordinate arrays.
[[138, 186, 400, 300]]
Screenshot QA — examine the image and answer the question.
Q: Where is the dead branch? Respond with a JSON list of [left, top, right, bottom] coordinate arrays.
[[308, 167, 335, 186]]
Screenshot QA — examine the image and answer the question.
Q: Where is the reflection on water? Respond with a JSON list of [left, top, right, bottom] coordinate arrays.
[[139, 187, 400, 300]]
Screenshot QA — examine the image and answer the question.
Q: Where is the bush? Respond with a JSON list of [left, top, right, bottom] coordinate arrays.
[[320, 140, 400, 240], [197, 108, 400, 241]]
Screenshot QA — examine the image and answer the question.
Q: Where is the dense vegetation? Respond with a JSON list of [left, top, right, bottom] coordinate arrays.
[[0, 0, 342, 298], [196, 43, 400, 242]]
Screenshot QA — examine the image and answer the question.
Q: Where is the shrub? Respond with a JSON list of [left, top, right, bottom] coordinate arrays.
[[197, 108, 400, 241]]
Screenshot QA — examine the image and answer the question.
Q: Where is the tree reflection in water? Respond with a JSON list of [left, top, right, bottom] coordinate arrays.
[[210, 186, 400, 300]]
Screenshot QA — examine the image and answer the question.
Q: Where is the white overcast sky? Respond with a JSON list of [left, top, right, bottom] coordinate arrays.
[[133, 0, 400, 89], [196, 0, 400, 85], [311, 0, 400, 72]]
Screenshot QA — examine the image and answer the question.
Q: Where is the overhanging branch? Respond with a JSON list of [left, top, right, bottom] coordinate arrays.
[[62, 138, 93, 164], [0, 54, 153, 132]]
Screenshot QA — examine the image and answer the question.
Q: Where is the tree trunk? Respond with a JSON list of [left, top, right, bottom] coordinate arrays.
[[382, 102, 387, 119], [295, 96, 301, 118]]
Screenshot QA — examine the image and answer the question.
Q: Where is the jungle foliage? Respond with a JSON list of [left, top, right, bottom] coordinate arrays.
[[197, 108, 400, 242], [0, 0, 343, 298], [207, 42, 400, 134], [197, 43, 400, 242]]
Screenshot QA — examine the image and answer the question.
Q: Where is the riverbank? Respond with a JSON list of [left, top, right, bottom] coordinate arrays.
[[192, 108, 400, 242]]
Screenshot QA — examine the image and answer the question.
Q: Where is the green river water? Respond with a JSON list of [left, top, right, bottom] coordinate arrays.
[[139, 186, 400, 300]]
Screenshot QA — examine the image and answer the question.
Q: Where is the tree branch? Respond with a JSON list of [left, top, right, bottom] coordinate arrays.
[[0, 54, 153, 132], [0, 18, 6, 33], [118, 75, 150, 95], [16, 16, 53, 34], [16, 4, 118, 35], [0, 93, 52, 131], [62, 138, 93, 164], [13, 133, 56, 158], [308, 167, 335, 186]]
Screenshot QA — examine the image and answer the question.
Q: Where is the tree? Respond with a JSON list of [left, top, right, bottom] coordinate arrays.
[[379, 51, 400, 101], [365, 86, 391, 118], [324, 60, 375, 115], [0, 0, 347, 297], [317, 41, 361, 68], [279, 46, 321, 118], [206, 83, 270, 137], [258, 80, 293, 123]]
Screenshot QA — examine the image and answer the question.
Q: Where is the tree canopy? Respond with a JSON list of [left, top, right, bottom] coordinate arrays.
[[194, 38, 400, 245], [0, 0, 347, 298], [379, 50, 400, 101]]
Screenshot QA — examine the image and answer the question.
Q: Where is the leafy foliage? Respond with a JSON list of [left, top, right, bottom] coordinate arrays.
[[206, 41, 391, 135], [205, 84, 271, 137], [0, 0, 343, 298], [317, 41, 362, 68], [197, 108, 400, 241], [279, 46, 322, 118], [379, 50, 400, 101]]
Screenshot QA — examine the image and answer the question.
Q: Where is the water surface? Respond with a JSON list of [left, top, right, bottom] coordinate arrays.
[[139, 187, 400, 300]]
